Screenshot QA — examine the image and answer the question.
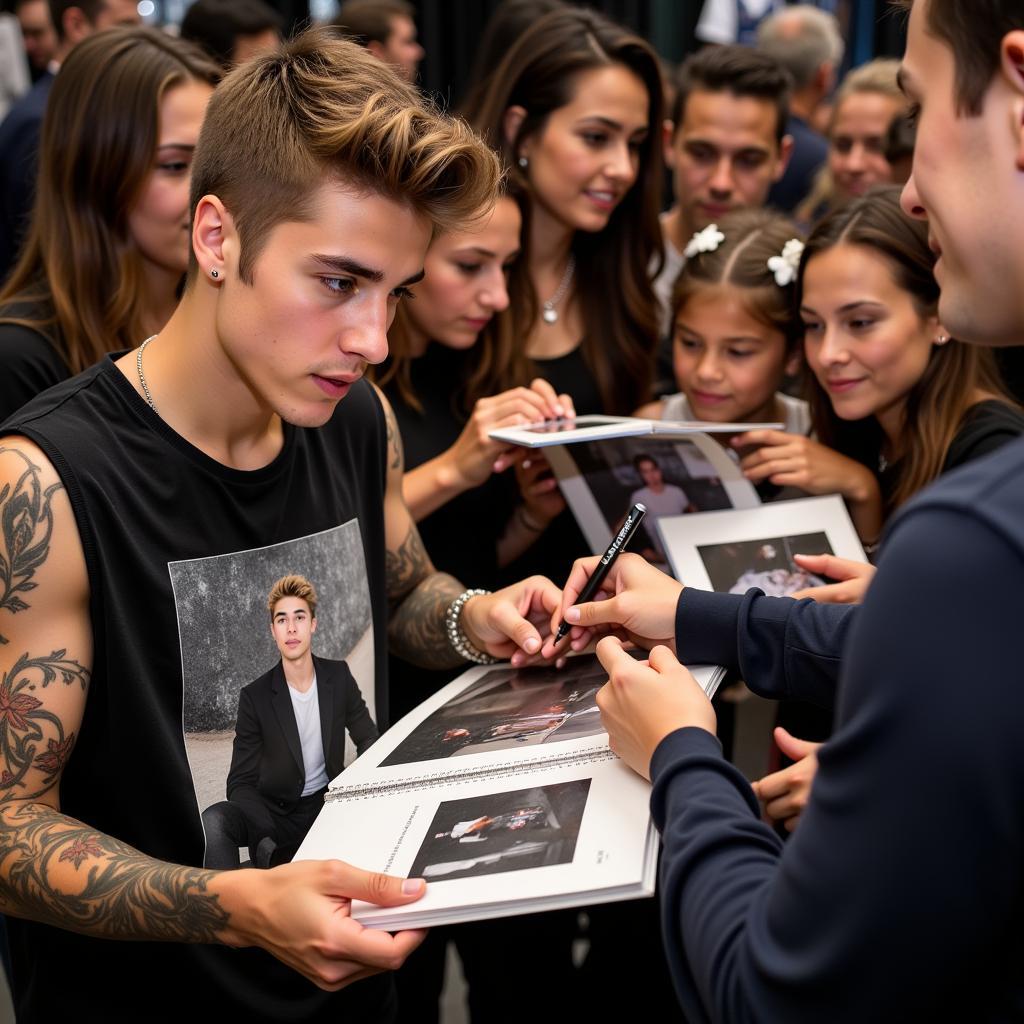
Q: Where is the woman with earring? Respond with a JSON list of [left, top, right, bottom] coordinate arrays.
[[0, 28, 220, 421], [464, 6, 665, 584]]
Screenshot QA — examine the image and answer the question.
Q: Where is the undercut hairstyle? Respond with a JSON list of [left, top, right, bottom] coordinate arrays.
[[0, 28, 221, 375], [188, 28, 500, 286], [672, 44, 791, 145], [892, 0, 1023, 115], [756, 5, 845, 90], [463, 6, 664, 415], [672, 208, 805, 353], [267, 575, 318, 619], [797, 186, 1017, 515], [180, 0, 282, 69], [334, 0, 413, 47]]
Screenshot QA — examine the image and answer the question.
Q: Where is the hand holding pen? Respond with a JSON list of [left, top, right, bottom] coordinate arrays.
[[543, 507, 684, 659]]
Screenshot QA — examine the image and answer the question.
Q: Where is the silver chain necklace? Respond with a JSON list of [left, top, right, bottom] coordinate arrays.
[[136, 334, 159, 413], [541, 254, 575, 324]]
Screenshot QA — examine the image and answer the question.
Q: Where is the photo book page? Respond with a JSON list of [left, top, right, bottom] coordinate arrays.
[[656, 494, 867, 597], [543, 431, 761, 571], [489, 414, 784, 449], [294, 654, 725, 929]]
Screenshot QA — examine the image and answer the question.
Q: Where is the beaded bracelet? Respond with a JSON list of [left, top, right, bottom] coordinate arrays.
[[445, 588, 500, 664]]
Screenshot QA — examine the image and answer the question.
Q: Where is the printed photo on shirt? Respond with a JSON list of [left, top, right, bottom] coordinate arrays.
[[380, 661, 606, 768], [409, 780, 591, 884], [698, 531, 832, 596], [169, 520, 376, 869]]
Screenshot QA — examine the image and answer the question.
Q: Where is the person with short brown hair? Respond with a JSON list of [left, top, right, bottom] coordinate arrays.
[[0, 27, 561, 1020], [335, 0, 423, 82]]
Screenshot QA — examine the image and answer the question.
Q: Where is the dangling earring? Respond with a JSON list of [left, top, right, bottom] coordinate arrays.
[[518, 156, 528, 170]]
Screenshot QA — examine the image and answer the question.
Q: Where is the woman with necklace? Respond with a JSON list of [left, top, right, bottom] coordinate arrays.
[[463, 6, 665, 583]]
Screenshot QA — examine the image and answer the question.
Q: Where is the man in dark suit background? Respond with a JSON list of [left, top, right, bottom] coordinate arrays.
[[202, 574, 378, 869]]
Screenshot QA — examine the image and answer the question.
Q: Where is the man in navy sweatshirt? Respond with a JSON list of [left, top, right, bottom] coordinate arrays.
[[544, 2, 1024, 1020]]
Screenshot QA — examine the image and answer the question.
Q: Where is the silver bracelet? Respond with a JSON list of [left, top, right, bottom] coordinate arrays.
[[445, 588, 500, 664]]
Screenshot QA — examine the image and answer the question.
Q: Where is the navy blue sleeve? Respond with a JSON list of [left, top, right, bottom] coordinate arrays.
[[675, 586, 855, 709], [651, 506, 1024, 1022]]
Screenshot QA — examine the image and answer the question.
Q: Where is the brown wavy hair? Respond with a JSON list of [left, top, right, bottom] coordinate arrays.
[[461, 6, 664, 415], [798, 186, 1016, 513], [0, 27, 221, 375], [189, 26, 501, 286]]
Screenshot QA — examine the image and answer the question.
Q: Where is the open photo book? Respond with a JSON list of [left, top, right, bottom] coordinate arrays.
[[295, 653, 726, 929]]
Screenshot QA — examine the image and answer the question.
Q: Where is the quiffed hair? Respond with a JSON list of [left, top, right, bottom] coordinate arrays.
[[892, 0, 1023, 115], [267, 574, 318, 618], [188, 27, 501, 284], [672, 44, 790, 144]]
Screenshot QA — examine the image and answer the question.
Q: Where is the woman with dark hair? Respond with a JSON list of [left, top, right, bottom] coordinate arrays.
[[737, 187, 1024, 830], [737, 186, 1023, 546], [0, 26, 220, 420], [463, 5, 664, 418]]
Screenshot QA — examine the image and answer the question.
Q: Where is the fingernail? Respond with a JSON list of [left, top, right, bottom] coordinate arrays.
[[402, 878, 425, 894], [524, 637, 539, 653], [511, 653, 523, 667], [566, 607, 580, 623], [554, 404, 564, 417]]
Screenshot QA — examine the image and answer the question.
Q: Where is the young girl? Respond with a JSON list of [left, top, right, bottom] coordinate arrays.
[[0, 27, 220, 420], [737, 186, 1024, 547], [636, 208, 810, 448]]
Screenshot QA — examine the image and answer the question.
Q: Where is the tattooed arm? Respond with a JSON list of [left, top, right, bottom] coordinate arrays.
[[0, 439, 425, 990], [376, 388, 564, 671]]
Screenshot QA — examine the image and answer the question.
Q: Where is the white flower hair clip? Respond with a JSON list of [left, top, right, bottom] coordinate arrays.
[[767, 238, 805, 287], [684, 223, 725, 259]]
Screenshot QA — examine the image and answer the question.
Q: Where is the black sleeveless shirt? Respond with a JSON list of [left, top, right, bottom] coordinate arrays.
[[3, 357, 395, 1021]]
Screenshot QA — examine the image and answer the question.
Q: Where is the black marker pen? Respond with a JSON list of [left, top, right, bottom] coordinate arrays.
[[554, 503, 647, 643]]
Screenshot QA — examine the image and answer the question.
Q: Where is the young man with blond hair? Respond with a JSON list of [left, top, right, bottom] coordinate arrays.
[[202, 575, 378, 872], [0, 29, 560, 1020]]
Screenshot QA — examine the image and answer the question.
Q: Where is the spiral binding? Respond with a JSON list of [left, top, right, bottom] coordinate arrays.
[[325, 746, 617, 803]]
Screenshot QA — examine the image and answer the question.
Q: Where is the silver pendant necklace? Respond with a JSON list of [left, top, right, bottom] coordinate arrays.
[[541, 254, 575, 325], [136, 334, 159, 413]]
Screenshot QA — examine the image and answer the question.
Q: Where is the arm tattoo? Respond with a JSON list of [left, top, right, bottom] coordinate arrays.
[[0, 801, 229, 942], [385, 524, 433, 606], [0, 446, 63, 646], [388, 570, 465, 669], [0, 650, 89, 799]]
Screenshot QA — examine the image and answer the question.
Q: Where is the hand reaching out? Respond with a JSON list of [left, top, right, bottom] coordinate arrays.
[[789, 553, 876, 604], [751, 727, 822, 832]]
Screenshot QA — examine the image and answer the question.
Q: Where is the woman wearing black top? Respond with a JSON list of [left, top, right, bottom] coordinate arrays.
[[0, 28, 219, 422], [376, 194, 580, 1024]]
